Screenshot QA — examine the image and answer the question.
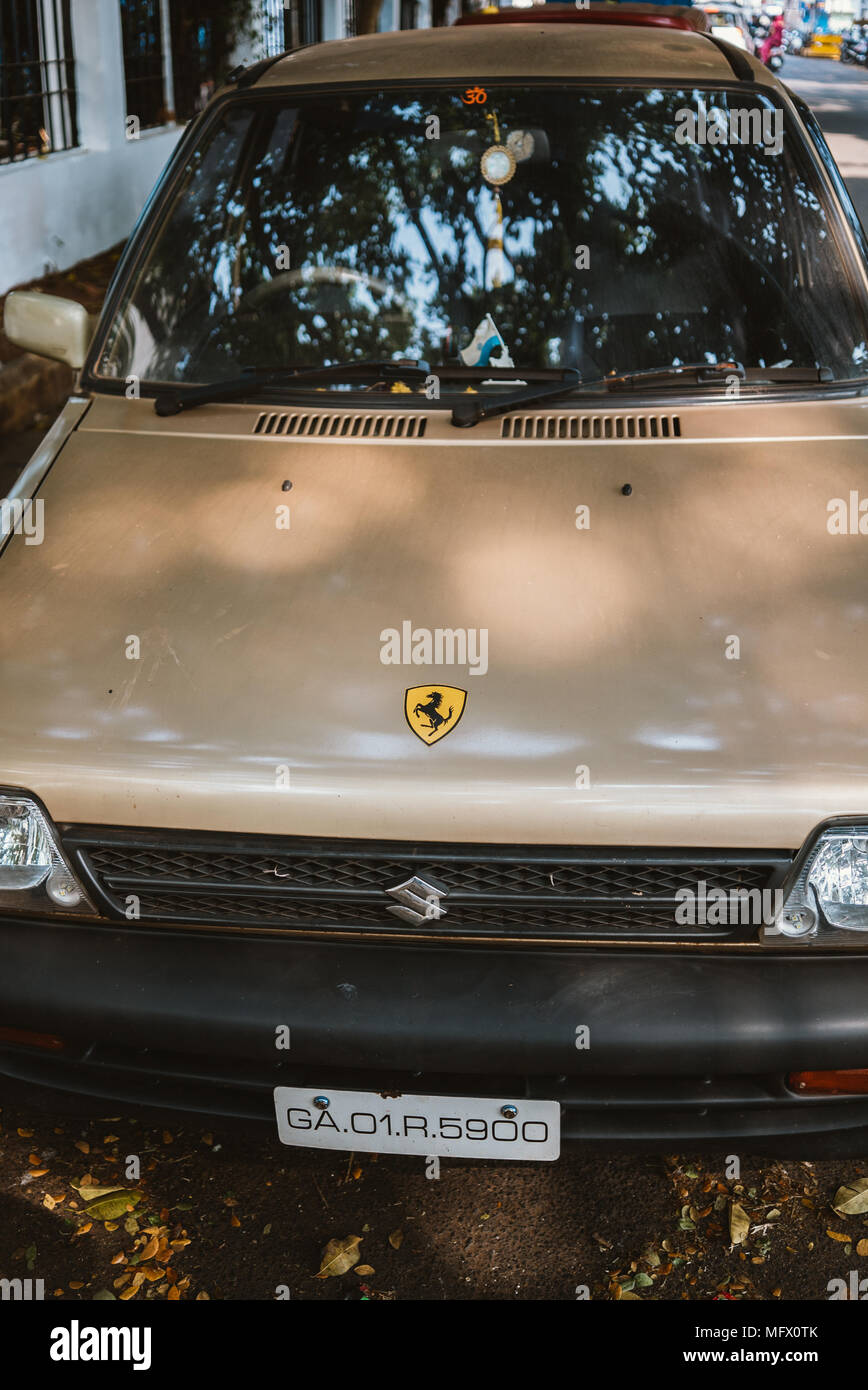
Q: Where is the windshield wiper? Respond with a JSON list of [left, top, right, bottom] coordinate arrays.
[[153, 359, 431, 416], [595, 361, 745, 393], [450, 367, 582, 427], [587, 362, 834, 393]]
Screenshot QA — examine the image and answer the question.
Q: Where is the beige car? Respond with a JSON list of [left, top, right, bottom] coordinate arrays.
[[2, 6, 868, 1160]]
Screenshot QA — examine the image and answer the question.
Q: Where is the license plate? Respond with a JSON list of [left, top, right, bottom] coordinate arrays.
[[273, 1086, 560, 1160]]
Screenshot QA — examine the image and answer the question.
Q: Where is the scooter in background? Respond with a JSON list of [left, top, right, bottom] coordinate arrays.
[[840, 30, 868, 64]]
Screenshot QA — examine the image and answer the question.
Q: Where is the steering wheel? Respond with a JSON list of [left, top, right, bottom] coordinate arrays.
[[240, 265, 413, 314]]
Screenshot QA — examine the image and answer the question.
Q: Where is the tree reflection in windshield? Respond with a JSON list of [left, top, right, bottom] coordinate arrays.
[[96, 85, 868, 386]]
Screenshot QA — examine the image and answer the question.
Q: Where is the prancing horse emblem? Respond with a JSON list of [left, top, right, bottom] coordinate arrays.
[[404, 685, 467, 745]]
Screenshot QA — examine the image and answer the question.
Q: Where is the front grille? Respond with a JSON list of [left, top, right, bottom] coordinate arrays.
[[64, 828, 791, 946]]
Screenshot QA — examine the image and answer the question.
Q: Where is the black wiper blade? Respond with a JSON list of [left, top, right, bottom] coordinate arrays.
[[450, 367, 581, 428], [599, 361, 745, 393], [153, 359, 430, 416], [743, 365, 834, 383]]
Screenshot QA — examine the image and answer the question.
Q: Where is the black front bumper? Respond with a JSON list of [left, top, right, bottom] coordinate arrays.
[[3, 915, 868, 1154]]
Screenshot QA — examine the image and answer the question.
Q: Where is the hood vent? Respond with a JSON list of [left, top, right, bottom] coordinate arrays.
[[253, 410, 427, 439], [501, 413, 681, 441]]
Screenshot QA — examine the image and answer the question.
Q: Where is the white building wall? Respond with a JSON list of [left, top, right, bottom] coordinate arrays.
[[0, 0, 428, 294], [0, 0, 182, 294]]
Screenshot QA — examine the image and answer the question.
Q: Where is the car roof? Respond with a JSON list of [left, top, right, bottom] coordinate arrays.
[[248, 22, 776, 90]]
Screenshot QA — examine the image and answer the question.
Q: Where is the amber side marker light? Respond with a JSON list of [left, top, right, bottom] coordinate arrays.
[[790, 1069, 868, 1095], [0, 1026, 65, 1051]]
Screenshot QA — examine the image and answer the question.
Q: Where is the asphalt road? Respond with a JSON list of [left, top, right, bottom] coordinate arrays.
[[3, 58, 868, 1305], [786, 53, 868, 227]]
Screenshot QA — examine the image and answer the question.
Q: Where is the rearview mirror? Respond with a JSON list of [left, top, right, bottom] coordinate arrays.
[[3, 290, 94, 369]]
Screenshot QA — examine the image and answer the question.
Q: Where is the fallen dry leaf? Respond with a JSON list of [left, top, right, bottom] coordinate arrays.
[[827, 1229, 852, 1242], [230, 1212, 241, 1228], [140, 1236, 159, 1262], [729, 1202, 750, 1246], [118, 1285, 137, 1301], [74, 1141, 90, 1154], [167, 1285, 180, 1300], [355, 1265, 375, 1276], [28, 1169, 49, 1178], [315, 1234, 362, 1279], [388, 1229, 404, 1250], [857, 1239, 868, 1257], [70, 1183, 124, 1201], [832, 1178, 868, 1218]]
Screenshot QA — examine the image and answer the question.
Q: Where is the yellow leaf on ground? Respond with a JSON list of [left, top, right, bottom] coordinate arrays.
[[355, 1265, 375, 1276], [729, 1203, 750, 1246], [388, 1229, 404, 1250], [827, 1229, 852, 1242], [315, 1235, 362, 1279], [71, 1183, 124, 1201], [74, 1141, 90, 1154]]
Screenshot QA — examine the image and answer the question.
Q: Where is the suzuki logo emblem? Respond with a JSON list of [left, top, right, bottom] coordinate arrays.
[[385, 875, 448, 926]]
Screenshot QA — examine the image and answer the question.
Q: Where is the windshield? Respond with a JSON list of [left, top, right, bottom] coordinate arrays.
[[94, 84, 868, 390]]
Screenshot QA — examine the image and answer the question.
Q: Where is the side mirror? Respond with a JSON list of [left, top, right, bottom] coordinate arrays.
[[3, 290, 94, 369]]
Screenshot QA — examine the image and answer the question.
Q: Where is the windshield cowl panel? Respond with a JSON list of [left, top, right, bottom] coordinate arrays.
[[91, 84, 868, 393]]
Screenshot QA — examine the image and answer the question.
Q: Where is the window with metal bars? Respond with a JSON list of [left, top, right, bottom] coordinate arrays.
[[170, 5, 242, 122], [280, 0, 324, 48], [0, 0, 77, 165], [120, 0, 167, 129], [260, 0, 287, 56]]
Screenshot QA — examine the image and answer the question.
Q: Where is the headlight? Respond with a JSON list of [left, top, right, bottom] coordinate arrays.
[[765, 821, 868, 943], [0, 793, 96, 914], [806, 833, 868, 930]]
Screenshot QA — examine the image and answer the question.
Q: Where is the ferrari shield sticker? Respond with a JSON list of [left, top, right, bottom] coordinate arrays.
[[405, 686, 467, 745]]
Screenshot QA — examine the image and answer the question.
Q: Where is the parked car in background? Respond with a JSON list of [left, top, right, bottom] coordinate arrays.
[[698, 2, 755, 51]]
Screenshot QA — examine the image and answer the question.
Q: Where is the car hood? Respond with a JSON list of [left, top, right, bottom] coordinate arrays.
[[2, 393, 868, 848]]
